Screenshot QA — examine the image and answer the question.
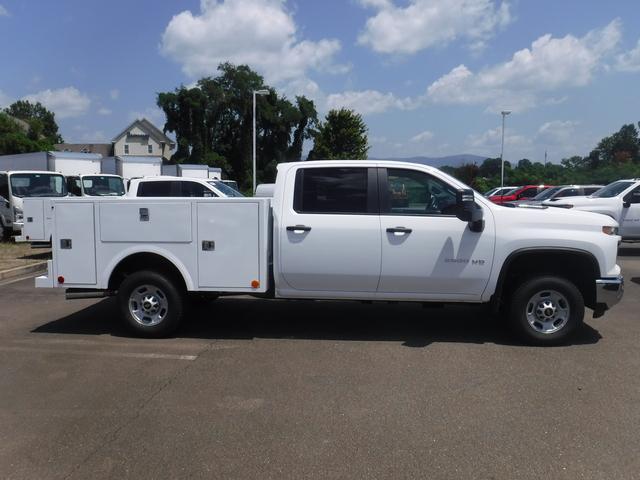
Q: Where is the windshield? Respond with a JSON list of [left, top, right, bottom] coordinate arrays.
[[208, 180, 243, 197], [533, 186, 563, 201], [591, 180, 635, 198], [9, 173, 66, 198], [82, 176, 125, 196]]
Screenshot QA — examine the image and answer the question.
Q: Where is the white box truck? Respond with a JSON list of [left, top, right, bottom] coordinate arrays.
[[36, 161, 623, 345], [115, 156, 162, 180], [48, 152, 102, 176]]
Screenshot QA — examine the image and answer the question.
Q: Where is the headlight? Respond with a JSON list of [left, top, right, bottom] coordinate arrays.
[[602, 226, 619, 235], [13, 207, 23, 222]]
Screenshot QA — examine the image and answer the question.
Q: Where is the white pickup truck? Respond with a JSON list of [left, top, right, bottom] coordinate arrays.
[[35, 161, 624, 345], [544, 179, 640, 241]]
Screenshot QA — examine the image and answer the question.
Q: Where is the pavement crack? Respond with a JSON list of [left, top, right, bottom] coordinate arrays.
[[60, 342, 213, 480]]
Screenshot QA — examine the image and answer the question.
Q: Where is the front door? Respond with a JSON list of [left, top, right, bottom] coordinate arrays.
[[279, 167, 381, 293], [620, 186, 640, 238], [377, 167, 495, 299]]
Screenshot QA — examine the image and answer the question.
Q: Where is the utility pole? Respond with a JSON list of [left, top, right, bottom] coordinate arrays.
[[500, 111, 511, 189], [252, 89, 269, 194]]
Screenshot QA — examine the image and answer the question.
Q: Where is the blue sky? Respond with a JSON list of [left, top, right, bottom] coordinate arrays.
[[1, 0, 640, 163]]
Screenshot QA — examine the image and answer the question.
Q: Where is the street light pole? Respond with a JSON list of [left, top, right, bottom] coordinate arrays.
[[252, 89, 269, 194], [500, 111, 511, 189]]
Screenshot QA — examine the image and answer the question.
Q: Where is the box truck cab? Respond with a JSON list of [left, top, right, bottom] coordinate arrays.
[[0, 171, 67, 237], [66, 174, 126, 197]]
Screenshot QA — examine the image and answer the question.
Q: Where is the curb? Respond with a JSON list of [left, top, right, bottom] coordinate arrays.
[[0, 261, 48, 281]]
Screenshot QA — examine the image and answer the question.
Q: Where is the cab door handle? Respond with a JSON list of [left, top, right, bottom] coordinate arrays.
[[386, 227, 412, 235], [286, 225, 312, 233]]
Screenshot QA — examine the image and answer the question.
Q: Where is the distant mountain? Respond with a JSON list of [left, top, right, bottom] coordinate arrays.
[[371, 154, 488, 169]]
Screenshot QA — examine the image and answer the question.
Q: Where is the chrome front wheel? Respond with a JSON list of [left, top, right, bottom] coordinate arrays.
[[525, 289, 570, 334], [509, 276, 584, 346]]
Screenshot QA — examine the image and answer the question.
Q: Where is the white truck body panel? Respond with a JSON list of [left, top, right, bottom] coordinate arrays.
[[50, 157, 101, 176], [116, 157, 162, 179], [46, 197, 270, 293]]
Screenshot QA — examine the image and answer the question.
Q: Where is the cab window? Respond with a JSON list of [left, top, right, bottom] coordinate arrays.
[[383, 169, 457, 216], [294, 168, 371, 214], [180, 182, 215, 197], [519, 188, 539, 199], [0, 174, 8, 199]]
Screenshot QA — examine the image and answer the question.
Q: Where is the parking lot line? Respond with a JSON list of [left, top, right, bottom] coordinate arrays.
[[0, 346, 198, 361]]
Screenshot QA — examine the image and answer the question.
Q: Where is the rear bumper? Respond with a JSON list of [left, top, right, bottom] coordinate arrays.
[[595, 276, 624, 312]]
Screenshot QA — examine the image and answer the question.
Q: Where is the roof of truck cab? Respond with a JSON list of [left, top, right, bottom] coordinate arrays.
[[135, 176, 213, 182], [1, 170, 65, 175], [280, 160, 441, 172], [78, 174, 122, 178]]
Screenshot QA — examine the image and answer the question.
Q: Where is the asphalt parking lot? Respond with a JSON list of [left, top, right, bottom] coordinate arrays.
[[1, 245, 639, 480]]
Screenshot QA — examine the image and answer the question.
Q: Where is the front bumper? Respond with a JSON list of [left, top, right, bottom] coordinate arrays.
[[595, 276, 624, 312]]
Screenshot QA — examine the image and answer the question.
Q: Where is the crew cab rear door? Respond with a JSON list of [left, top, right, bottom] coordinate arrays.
[[377, 167, 495, 299], [278, 166, 381, 293]]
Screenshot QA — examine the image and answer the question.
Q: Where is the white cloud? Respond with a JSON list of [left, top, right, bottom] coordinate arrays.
[[536, 120, 579, 145], [427, 19, 622, 112], [466, 126, 534, 160], [326, 89, 417, 115], [97, 107, 112, 116], [0, 4, 9, 16], [109, 89, 120, 100], [128, 107, 165, 125], [357, 0, 511, 55], [616, 39, 640, 72], [23, 87, 91, 118], [410, 130, 434, 142], [160, 0, 345, 86]]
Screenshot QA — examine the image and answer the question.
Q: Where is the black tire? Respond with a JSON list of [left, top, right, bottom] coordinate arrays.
[[1, 226, 12, 241], [508, 276, 584, 346], [117, 270, 184, 338]]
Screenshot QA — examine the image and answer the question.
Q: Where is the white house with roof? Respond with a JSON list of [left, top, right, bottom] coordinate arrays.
[[112, 118, 176, 161]]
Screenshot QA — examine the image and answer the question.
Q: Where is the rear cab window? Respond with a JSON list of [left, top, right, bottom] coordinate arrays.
[[293, 167, 375, 214]]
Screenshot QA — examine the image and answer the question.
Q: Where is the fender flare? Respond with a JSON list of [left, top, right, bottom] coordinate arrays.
[[103, 246, 195, 291], [491, 247, 599, 310]]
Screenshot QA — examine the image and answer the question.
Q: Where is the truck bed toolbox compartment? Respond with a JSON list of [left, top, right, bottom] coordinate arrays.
[[99, 202, 192, 243]]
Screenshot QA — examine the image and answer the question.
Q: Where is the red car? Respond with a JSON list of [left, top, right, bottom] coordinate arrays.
[[489, 185, 553, 205]]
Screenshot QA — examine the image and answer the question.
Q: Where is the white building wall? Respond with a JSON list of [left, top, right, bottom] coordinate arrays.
[[113, 125, 166, 158]]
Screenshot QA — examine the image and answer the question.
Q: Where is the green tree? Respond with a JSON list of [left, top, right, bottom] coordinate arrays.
[[4, 100, 63, 143], [0, 112, 55, 155], [157, 63, 318, 189], [307, 108, 369, 160], [595, 123, 639, 164]]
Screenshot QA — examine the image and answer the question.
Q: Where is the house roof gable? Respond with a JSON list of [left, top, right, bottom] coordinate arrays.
[[111, 118, 174, 146]]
